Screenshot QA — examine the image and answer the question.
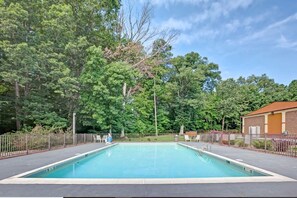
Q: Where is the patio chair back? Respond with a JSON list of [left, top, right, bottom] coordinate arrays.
[[96, 135, 102, 142], [184, 135, 190, 141]]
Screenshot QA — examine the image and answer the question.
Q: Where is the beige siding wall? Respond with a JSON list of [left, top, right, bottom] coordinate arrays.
[[286, 110, 297, 134], [243, 115, 265, 134]]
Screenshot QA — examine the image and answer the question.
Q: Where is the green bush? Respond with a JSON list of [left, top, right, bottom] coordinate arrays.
[[235, 139, 245, 147], [252, 140, 272, 150], [230, 140, 235, 145]]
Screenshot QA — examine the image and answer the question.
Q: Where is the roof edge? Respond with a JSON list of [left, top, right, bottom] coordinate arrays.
[[245, 106, 297, 117]]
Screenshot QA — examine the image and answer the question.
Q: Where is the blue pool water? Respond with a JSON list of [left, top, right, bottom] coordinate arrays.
[[27, 143, 266, 178]]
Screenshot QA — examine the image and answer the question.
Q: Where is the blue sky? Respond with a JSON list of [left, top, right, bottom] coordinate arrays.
[[135, 0, 297, 85]]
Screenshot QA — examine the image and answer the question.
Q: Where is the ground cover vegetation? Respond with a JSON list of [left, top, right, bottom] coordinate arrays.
[[1, 0, 296, 136]]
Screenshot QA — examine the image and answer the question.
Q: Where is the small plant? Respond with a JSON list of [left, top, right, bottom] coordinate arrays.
[[252, 140, 272, 150], [235, 139, 245, 147], [230, 140, 235, 145], [147, 138, 151, 141], [222, 140, 228, 145]]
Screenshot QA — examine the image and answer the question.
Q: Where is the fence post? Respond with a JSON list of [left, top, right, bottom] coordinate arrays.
[[264, 133, 267, 152], [211, 134, 213, 144], [228, 133, 230, 146], [63, 133, 66, 148], [293, 137, 297, 157], [84, 134, 86, 143], [250, 133, 252, 147], [26, 134, 28, 155], [0, 136, 1, 157], [48, 134, 51, 150]]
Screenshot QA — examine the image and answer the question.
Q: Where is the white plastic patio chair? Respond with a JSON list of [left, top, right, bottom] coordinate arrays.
[[184, 135, 191, 142], [102, 135, 107, 143], [195, 135, 200, 142], [96, 135, 102, 142]]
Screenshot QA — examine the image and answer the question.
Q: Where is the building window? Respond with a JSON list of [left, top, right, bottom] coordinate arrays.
[[249, 126, 260, 138]]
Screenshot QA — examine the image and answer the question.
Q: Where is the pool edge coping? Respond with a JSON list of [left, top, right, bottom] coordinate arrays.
[[178, 143, 294, 181], [0, 142, 295, 185]]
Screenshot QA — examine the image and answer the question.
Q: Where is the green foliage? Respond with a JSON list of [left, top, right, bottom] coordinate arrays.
[[235, 139, 245, 147], [80, 46, 140, 132], [167, 52, 221, 132], [0, 0, 296, 136], [252, 140, 272, 150], [288, 80, 297, 100]]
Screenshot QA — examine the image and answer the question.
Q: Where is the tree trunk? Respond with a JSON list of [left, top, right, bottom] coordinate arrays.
[[109, 125, 112, 134], [221, 116, 225, 131], [15, 81, 21, 131], [121, 128, 125, 137], [179, 124, 184, 135], [121, 82, 126, 137], [154, 77, 158, 136]]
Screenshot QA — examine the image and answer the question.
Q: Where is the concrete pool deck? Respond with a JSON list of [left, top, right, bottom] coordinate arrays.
[[0, 142, 297, 197]]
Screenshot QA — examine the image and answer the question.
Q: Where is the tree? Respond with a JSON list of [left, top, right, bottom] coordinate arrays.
[[0, 0, 122, 133], [0, 3, 31, 130], [167, 52, 220, 134], [80, 46, 140, 133], [216, 79, 242, 130], [288, 80, 297, 101]]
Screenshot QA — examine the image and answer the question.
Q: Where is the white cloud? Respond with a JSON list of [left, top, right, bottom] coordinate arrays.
[[140, 0, 210, 8], [225, 20, 241, 33], [157, 0, 255, 44], [239, 12, 297, 43], [277, 34, 297, 50], [175, 28, 220, 44], [223, 11, 271, 34], [161, 18, 192, 31], [192, 0, 253, 23], [242, 11, 271, 30]]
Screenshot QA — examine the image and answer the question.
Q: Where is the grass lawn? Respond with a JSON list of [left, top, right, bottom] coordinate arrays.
[[114, 134, 186, 142]]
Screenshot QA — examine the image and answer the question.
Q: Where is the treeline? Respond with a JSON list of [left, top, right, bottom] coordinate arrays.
[[0, 1, 296, 135]]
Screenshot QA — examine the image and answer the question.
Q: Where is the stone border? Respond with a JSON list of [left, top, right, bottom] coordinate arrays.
[[0, 143, 294, 185]]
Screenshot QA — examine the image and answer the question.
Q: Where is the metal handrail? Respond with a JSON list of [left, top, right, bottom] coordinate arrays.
[[0, 133, 95, 159]]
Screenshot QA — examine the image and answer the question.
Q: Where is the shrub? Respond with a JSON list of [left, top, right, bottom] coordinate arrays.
[[252, 140, 272, 150], [235, 139, 245, 147], [222, 140, 228, 145]]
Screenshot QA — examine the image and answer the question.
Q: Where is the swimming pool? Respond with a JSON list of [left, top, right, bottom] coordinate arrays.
[[27, 143, 264, 178], [1, 143, 294, 184]]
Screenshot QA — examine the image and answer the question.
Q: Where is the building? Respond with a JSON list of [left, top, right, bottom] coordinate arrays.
[[242, 102, 297, 135]]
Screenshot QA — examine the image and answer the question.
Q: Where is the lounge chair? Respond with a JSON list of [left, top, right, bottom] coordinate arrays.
[[195, 135, 200, 142], [102, 135, 107, 143], [184, 135, 191, 142], [95, 135, 102, 142]]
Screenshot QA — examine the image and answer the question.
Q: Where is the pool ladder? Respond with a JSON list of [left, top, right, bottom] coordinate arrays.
[[202, 144, 211, 151]]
